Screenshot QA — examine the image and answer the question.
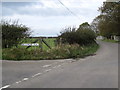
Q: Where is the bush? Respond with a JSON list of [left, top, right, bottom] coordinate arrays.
[[59, 22, 96, 45], [76, 28, 96, 45], [1, 20, 30, 48]]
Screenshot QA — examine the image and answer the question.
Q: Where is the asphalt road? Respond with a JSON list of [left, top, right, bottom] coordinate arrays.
[[2, 41, 118, 88]]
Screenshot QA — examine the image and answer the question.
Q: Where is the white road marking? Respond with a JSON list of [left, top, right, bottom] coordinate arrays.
[[15, 81, 22, 84], [32, 73, 42, 77], [44, 69, 52, 72], [53, 64, 63, 68], [42, 64, 51, 68], [0, 85, 10, 89], [22, 78, 29, 81], [53, 65, 61, 69]]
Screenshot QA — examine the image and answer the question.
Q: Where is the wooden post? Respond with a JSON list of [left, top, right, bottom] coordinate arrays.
[[60, 38, 62, 46], [39, 38, 43, 51], [54, 39, 57, 46]]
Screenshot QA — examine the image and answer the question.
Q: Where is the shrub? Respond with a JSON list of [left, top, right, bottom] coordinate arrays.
[[59, 22, 96, 45], [76, 28, 96, 45], [1, 20, 30, 48]]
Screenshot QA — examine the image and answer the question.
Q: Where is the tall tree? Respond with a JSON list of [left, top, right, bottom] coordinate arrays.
[[93, 1, 120, 38], [99, 1, 120, 36], [91, 15, 103, 35]]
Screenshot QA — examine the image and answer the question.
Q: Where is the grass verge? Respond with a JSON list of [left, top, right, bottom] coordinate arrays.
[[102, 39, 119, 43], [2, 43, 99, 61], [0, 48, 2, 60]]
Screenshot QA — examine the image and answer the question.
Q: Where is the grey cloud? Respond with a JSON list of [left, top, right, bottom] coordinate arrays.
[[18, 7, 71, 16], [2, 2, 44, 16], [2, 1, 99, 18], [2, 2, 71, 17], [2, 2, 43, 8]]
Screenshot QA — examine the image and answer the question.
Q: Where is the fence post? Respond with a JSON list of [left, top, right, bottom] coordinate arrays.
[[54, 39, 57, 46], [39, 38, 43, 51], [60, 38, 62, 46]]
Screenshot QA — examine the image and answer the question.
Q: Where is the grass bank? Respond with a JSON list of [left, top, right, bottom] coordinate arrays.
[[2, 43, 99, 61], [102, 39, 119, 43]]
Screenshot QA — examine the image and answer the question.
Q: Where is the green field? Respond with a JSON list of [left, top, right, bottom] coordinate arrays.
[[18, 38, 57, 51]]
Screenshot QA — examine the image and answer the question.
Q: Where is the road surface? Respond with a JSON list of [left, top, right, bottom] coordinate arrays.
[[2, 41, 118, 88]]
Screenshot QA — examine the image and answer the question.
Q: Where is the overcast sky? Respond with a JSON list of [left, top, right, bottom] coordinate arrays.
[[2, 0, 106, 37]]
